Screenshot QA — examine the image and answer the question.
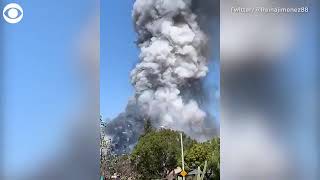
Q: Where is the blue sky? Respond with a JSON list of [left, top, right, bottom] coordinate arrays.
[[100, 0, 137, 120], [100, 0, 220, 121], [2, 0, 96, 175]]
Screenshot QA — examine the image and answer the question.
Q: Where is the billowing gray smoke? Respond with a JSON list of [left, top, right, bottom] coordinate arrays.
[[106, 0, 218, 154]]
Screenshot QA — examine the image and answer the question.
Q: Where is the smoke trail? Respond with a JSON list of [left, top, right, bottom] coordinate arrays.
[[106, 0, 217, 154]]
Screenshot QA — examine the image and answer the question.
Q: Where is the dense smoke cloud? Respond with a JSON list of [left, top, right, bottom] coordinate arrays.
[[106, 0, 218, 154]]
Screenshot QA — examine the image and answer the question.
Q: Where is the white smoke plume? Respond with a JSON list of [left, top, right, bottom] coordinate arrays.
[[106, 0, 218, 154], [132, 0, 212, 137]]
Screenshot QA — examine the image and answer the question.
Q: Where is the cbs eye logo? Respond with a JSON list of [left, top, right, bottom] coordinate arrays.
[[3, 3, 23, 24]]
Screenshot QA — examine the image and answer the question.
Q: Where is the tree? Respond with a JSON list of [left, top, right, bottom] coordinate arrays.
[[131, 129, 196, 179], [100, 117, 112, 177], [184, 143, 210, 170], [110, 155, 138, 180], [143, 117, 154, 135], [207, 138, 220, 180], [100, 117, 121, 178], [184, 137, 220, 180]]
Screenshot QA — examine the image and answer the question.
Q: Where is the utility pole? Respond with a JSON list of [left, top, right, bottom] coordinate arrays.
[[180, 133, 185, 180]]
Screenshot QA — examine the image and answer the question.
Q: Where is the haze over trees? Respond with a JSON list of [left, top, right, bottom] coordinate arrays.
[[101, 119, 220, 179]]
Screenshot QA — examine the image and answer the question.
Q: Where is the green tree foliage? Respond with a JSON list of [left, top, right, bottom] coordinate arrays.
[[208, 138, 220, 179], [185, 137, 220, 180], [184, 143, 210, 169], [101, 117, 220, 179], [143, 117, 154, 135], [131, 129, 196, 179]]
